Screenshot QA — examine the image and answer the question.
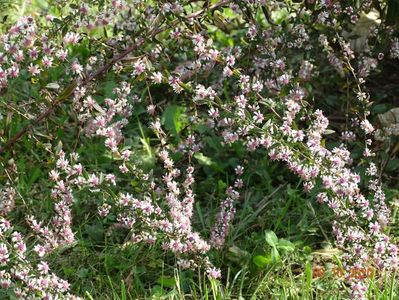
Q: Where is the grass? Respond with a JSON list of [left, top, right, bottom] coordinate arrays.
[[4, 118, 398, 299], [38, 161, 398, 299]]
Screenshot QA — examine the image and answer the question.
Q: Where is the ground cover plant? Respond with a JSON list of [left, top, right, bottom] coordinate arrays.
[[0, 0, 399, 299]]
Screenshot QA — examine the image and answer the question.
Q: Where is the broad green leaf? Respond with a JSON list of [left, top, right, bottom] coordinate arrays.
[[277, 239, 295, 252], [252, 255, 272, 268], [161, 105, 185, 136], [265, 230, 278, 247]]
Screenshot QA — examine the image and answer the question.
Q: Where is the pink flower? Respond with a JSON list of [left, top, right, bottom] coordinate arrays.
[[207, 267, 221, 279], [34, 244, 47, 257], [151, 72, 162, 83], [63, 32, 80, 45], [28, 64, 41, 75], [38, 261, 50, 274]]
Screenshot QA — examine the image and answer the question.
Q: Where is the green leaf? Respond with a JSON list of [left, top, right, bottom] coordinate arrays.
[[193, 153, 224, 173], [277, 239, 295, 252], [323, 129, 335, 135], [156, 276, 176, 288], [252, 255, 272, 268], [56, 81, 77, 102], [271, 247, 281, 261], [265, 230, 278, 247], [305, 261, 312, 289], [217, 179, 227, 192], [161, 105, 185, 136], [193, 152, 214, 166]]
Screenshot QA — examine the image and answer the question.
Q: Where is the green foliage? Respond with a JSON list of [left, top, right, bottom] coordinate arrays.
[[162, 105, 187, 137], [1, 1, 399, 299]]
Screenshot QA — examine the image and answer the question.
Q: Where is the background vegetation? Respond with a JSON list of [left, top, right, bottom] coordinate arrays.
[[0, 1, 399, 299]]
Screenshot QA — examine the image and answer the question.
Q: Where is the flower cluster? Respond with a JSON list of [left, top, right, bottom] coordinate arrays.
[[0, 216, 79, 299], [0, 1, 398, 299]]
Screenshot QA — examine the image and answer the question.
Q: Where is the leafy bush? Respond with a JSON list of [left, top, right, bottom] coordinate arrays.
[[0, 0, 398, 299]]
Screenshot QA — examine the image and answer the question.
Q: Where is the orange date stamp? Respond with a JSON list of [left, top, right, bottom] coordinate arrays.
[[312, 265, 374, 279]]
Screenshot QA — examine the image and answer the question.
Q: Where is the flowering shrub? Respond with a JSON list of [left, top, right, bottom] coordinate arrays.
[[0, 0, 398, 299]]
